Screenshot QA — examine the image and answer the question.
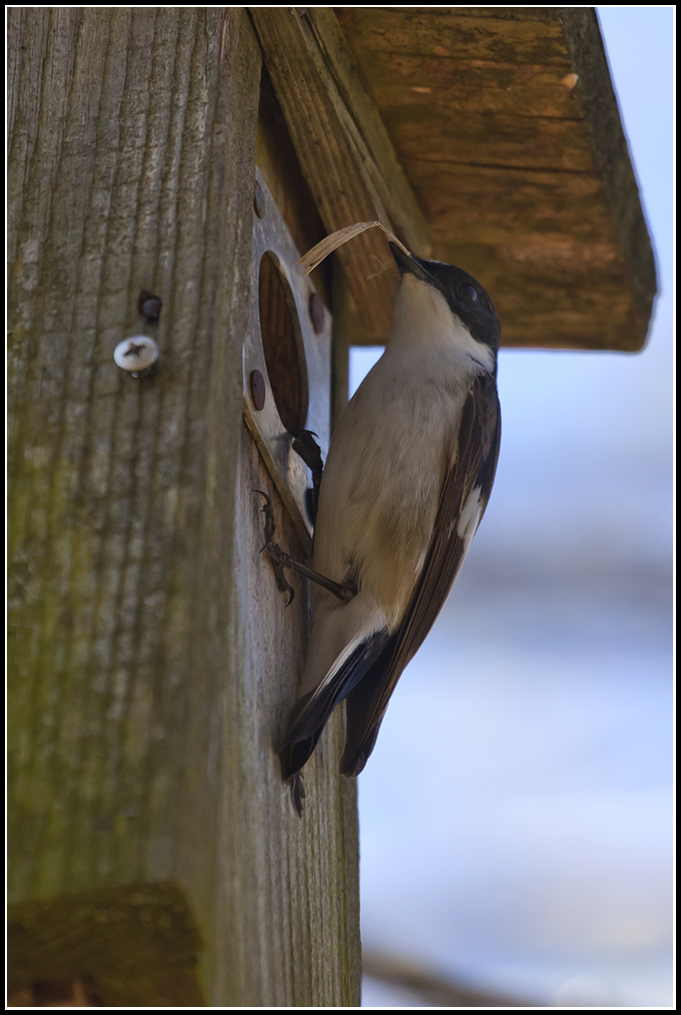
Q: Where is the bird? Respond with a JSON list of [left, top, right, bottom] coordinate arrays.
[[277, 242, 502, 814]]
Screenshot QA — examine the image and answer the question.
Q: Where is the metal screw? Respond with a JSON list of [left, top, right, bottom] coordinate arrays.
[[308, 292, 325, 334], [254, 181, 265, 219], [250, 369, 266, 410], [113, 335, 159, 375], [138, 290, 162, 323]]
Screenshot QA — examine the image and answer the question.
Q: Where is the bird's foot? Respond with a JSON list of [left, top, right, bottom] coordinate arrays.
[[256, 491, 296, 606], [255, 490, 356, 605], [262, 542, 297, 607]]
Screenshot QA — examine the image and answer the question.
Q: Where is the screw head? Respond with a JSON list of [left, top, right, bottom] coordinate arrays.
[[138, 290, 162, 322], [113, 335, 159, 372], [254, 181, 265, 219], [249, 369, 266, 410], [308, 292, 325, 334]]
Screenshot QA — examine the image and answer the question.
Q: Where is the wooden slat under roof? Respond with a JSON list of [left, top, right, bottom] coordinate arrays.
[[335, 7, 656, 351]]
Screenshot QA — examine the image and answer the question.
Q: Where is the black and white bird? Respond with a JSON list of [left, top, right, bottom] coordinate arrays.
[[278, 243, 502, 813]]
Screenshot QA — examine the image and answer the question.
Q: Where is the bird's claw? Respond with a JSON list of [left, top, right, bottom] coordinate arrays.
[[255, 490, 296, 606], [254, 489, 352, 607], [262, 542, 296, 606], [255, 489, 276, 542]]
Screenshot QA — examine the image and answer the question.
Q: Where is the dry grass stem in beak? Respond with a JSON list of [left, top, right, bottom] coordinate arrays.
[[297, 221, 412, 276]]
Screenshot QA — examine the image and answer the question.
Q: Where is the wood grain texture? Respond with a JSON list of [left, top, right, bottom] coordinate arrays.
[[256, 67, 332, 307], [353, 52, 587, 119], [8, 882, 204, 1007], [382, 109, 594, 172], [250, 8, 427, 346], [230, 428, 360, 1007], [303, 7, 432, 257], [336, 6, 656, 350], [559, 8, 656, 329], [8, 7, 359, 1006], [334, 8, 573, 64]]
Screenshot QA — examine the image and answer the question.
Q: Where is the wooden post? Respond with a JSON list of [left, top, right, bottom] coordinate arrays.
[[8, 8, 360, 1006]]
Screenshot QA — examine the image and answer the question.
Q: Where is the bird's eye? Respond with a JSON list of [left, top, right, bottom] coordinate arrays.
[[459, 283, 478, 304]]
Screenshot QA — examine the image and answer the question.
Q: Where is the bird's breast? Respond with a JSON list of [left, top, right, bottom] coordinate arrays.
[[312, 353, 477, 628]]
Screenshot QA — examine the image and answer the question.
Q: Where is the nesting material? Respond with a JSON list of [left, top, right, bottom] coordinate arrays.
[[297, 221, 412, 277]]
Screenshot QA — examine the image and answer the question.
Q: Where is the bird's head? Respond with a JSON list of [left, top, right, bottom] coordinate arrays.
[[389, 242, 501, 360]]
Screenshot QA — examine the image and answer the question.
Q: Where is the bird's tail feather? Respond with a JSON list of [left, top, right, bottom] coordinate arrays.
[[340, 655, 394, 777], [278, 630, 394, 804]]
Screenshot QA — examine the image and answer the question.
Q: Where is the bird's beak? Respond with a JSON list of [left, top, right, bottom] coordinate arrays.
[[389, 242, 437, 286]]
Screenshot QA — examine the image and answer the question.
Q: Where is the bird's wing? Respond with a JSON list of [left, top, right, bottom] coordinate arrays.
[[341, 369, 501, 776], [278, 629, 395, 812]]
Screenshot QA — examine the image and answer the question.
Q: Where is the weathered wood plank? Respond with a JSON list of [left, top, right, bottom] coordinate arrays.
[[336, 8, 572, 64], [250, 8, 428, 346], [354, 52, 585, 119], [256, 67, 332, 307], [250, 9, 394, 344], [231, 426, 360, 1007], [340, 7, 566, 24], [336, 6, 655, 350], [7, 883, 203, 1007], [379, 109, 593, 172], [8, 7, 360, 1005], [436, 8, 568, 22], [560, 8, 656, 331], [407, 161, 610, 244], [304, 8, 432, 256]]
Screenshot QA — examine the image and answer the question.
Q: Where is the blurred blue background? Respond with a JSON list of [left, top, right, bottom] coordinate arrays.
[[355, 7, 673, 1008]]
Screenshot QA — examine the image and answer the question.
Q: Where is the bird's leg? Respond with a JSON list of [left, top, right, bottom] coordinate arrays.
[[264, 542, 356, 602], [255, 490, 296, 606], [255, 491, 355, 606]]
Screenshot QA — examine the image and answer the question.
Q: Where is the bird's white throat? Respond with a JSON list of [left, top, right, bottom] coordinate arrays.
[[390, 274, 495, 371]]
